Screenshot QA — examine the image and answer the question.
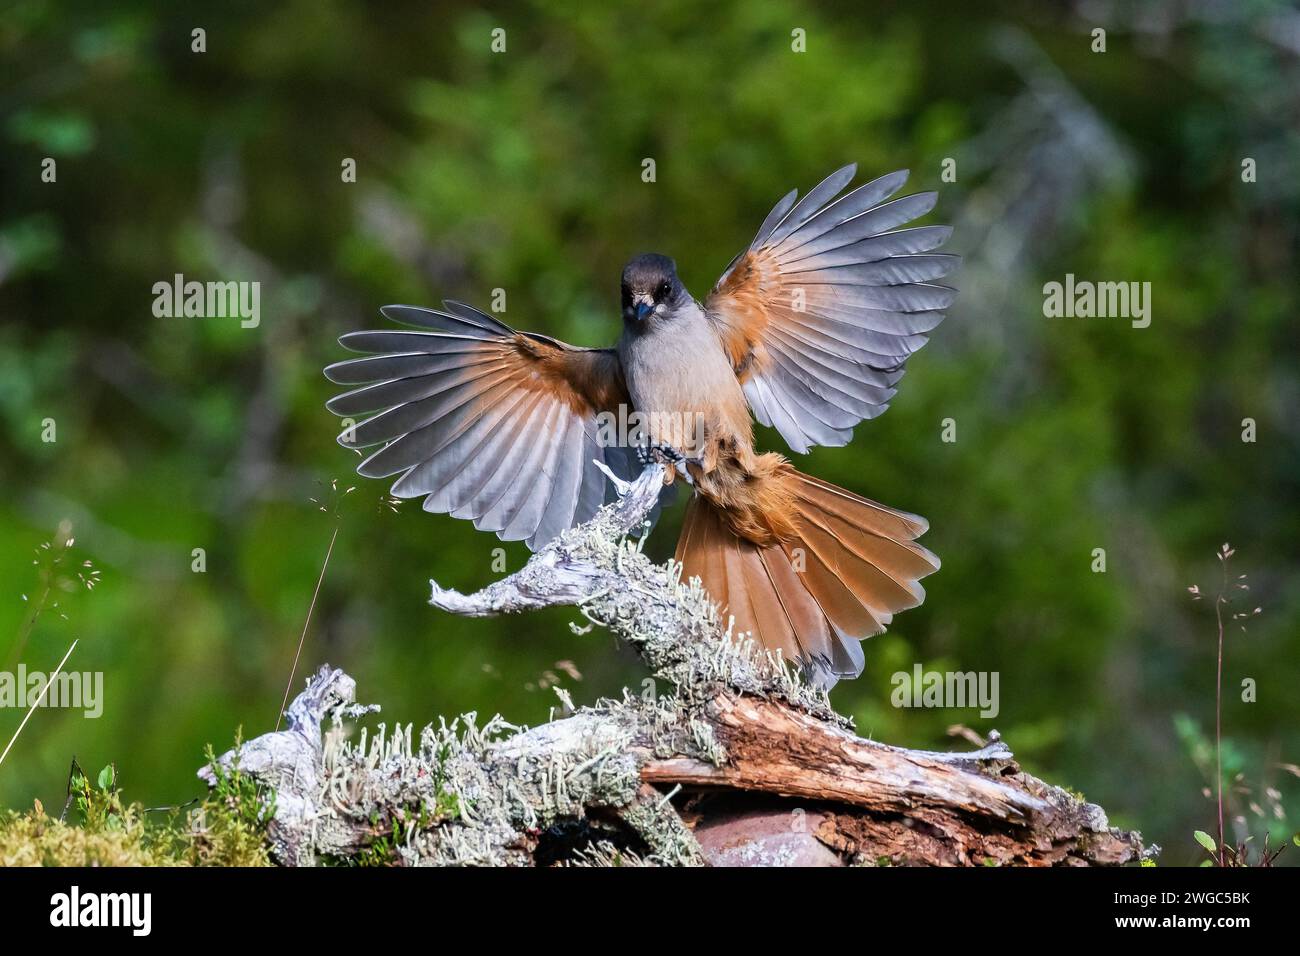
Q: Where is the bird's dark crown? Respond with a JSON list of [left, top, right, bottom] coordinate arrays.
[[621, 253, 680, 298], [620, 254, 685, 326]]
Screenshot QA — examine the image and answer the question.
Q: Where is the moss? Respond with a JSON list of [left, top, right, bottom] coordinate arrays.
[[0, 740, 275, 867], [0, 796, 272, 867], [0, 806, 176, 867]]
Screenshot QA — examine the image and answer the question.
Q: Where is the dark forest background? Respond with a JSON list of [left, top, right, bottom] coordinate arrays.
[[1, 0, 1297, 865]]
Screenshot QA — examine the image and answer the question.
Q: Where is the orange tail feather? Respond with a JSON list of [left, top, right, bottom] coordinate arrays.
[[675, 468, 938, 687]]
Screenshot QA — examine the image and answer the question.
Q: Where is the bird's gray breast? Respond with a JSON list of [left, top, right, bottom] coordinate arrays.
[[617, 305, 744, 451]]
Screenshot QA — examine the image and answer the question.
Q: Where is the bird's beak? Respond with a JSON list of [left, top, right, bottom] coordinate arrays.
[[634, 295, 654, 322]]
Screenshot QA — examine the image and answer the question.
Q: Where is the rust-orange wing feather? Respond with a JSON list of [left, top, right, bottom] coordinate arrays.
[[325, 302, 631, 550], [705, 165, 959, 453]]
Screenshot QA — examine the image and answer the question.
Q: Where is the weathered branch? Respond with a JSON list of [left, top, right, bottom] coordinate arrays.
[[202, 462, 1147, 867]]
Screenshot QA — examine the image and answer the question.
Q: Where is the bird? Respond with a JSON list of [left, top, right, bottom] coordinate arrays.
[[324, 164, 957, 687]]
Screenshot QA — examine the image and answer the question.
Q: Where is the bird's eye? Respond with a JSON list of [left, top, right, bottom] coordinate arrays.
[[657, 282, 670, 300]]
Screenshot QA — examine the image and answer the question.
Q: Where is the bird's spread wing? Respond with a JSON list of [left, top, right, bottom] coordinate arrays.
[[704, 164, 958, 453], [325, 302, 632, 550]]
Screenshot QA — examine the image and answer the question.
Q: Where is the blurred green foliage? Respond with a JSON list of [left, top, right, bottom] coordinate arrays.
[[0, 0, 1296, 865]]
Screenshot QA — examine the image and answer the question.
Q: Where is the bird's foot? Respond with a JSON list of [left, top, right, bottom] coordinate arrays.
[[635, 440, 676, 467], [636, 441, 699, 485]]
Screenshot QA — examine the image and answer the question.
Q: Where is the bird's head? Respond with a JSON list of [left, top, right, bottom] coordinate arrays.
[[621, 253, 686, 327]]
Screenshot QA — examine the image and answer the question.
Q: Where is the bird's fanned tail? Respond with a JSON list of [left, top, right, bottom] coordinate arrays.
[[675, 467, 939, 687]]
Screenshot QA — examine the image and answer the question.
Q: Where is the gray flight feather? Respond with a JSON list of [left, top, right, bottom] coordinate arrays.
[[709, 165, 958, 454], [327, 307, 629, 552]]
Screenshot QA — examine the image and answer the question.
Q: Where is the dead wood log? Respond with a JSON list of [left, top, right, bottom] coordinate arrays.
[[201, 462, 1147, 867]]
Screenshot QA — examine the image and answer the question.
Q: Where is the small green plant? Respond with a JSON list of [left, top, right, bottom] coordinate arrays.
[[275, 479, 355, 731], [4, 521, 100, 672], [356, 816, 403, 867], [182, 730, 277, 865], [1185, 544, 1282, 868], [64, 758, 123, 829], [1193, 829, 1289, 868], [0, 523, 100, 773], [354, 792, 460, 867], [429, 736, 463, 820], [201, 731, 276, 832]]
